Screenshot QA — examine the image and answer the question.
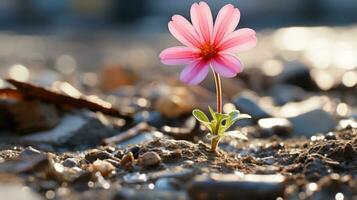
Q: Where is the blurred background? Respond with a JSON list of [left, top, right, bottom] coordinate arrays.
[[0, 0, 356, 96]]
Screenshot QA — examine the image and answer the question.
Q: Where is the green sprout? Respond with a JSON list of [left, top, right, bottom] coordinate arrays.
[[193, 106, 251, 151]]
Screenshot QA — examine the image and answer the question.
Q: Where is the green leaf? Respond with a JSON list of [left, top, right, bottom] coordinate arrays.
[[208, 106, 216, 121], [224, 130, 248, 140], [236, 114, 252, 121], [229, 110, 240, 122], [192, 109, 210, 123]]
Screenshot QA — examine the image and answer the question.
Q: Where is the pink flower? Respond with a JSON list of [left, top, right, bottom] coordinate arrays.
[[160, 2, 257, 85]]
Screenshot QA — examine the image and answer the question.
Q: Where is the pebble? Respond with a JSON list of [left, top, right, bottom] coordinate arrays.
[[129, 146, 140, 159], [123, 173, 148, 184], [288, 109, 337, 137], [19, 146, 41, 157], [188, 174, 286, 200], [7, 100, 60, 134], [148, 167, 194, 181], [155, 87, 196, 118], [258, 118, 293, 137], [113, 188, 188, 200], [233, 94, 271, 120], [0, 154, 49, 173], [155, 178, 180, 190], [21, 113, 117, 150], [120, 152, 134, 169], [325, 132, 337, 140], [90, 160, 115, 177], [269, 84, 308, 105], [85, 149, 114, 163], [276, 62, 318, 91], [62, 158, 78, 168], [139, 151, 161, 168]]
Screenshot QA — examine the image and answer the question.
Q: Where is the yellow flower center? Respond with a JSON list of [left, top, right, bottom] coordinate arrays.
[[200, 43, 217, 60]]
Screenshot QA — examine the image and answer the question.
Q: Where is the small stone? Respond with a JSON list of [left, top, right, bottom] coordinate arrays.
[[325, 132, 337, 140], [258, 118, 293, 137], [21, 113, 117, 150], [100, 64, 138, 92], [155, 178, 180, 190], [155, 87, 196, 118], [276, 62, 318, 91], [90, 159, 115, 177], [139, 151, 161, 168], [7, 100, 60, 134], [129, 146, 140, 159], [233, 93, 271, 120], [85, 149, 113, 163], [188, 174, 286, 200], [288, 109, 337, 137], [0, 154, 50, 173], [62, 158, 78, 168], [120, 152, 134, 169], [123, 173, 148, 184], [269, 84, 308, 105], [19, 146, 41, 157], [113, 188, 187, 200]]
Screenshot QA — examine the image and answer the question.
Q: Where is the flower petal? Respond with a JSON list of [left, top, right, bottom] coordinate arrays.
[[213, 4, 240, 45], [180, 61, 209, 85], [211, 54, 243, 77], [168, 15, 202, 48], [218, 28, 257, 52], [160, 46, 199, 65], [190, 2, 213, 43]]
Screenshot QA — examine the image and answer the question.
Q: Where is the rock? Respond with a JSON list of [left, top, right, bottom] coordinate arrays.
[[258, 118, 293, 137], [85, 149, 114, 163], [113, 188, 188, 200], [19, 146, 41, 157], [161, 116, 199, 141], [155, 87, 196, 118], [338, 118, 357, 129], [21, 112, 117, 149], [148, 167, 194, 181], [288, 109, 337, 137], [276, 62, 318, 91], [123, 173, 148, 184], [0, 184, 43, 200], [100, 64, 138, 92], [233, 93, 271, 120], [188, 174, 286, 200], [147, 112, 169, 128], [269, 84, 309, 105], [90, 160, 115, 177], [155, 178, 181, 190], [129, 146, 140, 159], [7, 100, 59, 134], [0, 101, 15, 130], [325, 132, 337, 140], [117, 131, 163, 148], [120, 152, 134, 169], [0, 154, 50, 174], [7, 79, 132, 120], [103, 122, 162, 147], [139, 151, 161, 168], [62, 158, 78, 168]]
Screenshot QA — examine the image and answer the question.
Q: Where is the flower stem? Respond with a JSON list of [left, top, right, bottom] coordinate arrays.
[[211, 68, 222, 114], [211, 137, 219, 151], [210, 67, 223, 151]]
